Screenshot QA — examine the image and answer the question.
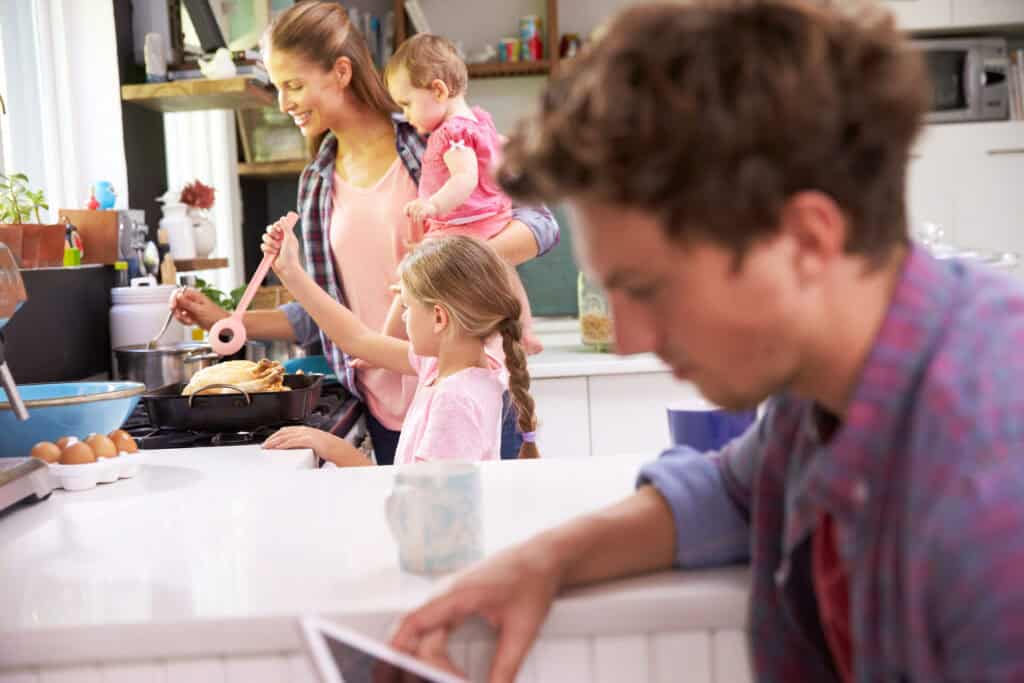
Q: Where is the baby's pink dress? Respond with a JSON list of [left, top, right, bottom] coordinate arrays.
[[417, 106, 513, 238]]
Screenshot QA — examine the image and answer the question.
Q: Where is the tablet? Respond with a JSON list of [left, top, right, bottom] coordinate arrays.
[[300, 615, 470, 683]]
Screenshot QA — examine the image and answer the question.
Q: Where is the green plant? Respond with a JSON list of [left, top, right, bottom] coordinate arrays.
[[194, 277, 246, 311], [0, 173, 49, 224]]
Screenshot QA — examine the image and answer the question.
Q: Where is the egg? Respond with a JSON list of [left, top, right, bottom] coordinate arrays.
[[60, 441, 96, 465], [30, 441, 62, 463], [56, 436, 79, 450], [108, 429, 139, 453], [85, 434, 118, 459]]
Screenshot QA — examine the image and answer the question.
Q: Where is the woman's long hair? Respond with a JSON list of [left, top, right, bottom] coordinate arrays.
[[400, 236, 540, 459], [267, 0, 399, 157]]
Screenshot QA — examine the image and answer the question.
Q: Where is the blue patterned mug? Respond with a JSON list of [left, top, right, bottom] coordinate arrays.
[[385, 463, 483, 575]]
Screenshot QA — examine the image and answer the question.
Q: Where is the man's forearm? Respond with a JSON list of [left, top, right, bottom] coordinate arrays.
[[543, 485, 677, 588], [241, 309, 298, 342]]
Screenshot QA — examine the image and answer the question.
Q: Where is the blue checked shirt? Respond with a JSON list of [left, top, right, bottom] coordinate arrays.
[[281, 114, 560, 399], [639, 246, 1024, 681]]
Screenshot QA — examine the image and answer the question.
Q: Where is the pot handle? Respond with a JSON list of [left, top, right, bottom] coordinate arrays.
[[187, 383, 252, 407]]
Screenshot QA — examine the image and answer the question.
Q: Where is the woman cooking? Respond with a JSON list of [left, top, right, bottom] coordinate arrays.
[[168, 0, 559, 465]]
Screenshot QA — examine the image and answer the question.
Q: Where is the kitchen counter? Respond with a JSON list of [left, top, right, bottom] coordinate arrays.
[[528, 317, 669, 379], [0, 449, 752, 682]]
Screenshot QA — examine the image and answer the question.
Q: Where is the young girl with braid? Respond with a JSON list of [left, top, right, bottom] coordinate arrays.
[[262, 217, 539, 465]]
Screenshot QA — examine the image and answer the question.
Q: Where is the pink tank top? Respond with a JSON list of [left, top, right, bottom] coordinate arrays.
[[329, 158, 419, 430]]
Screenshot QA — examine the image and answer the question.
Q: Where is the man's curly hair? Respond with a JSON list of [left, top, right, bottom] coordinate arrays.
[[499, 0, 930, 265]]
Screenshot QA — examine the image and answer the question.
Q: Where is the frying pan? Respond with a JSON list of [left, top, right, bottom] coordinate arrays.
[[142, 373, 323, 432]]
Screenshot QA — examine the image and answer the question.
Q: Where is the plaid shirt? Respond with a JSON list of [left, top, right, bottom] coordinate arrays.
[[282, 114, 560, 398], [639, 245, 1024, 681]]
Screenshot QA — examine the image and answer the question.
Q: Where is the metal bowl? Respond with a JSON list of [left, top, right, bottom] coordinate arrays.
[[0, 381, 145, 457]]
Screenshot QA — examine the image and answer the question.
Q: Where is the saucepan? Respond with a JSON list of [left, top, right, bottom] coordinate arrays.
[[113, 342, 220, 390]]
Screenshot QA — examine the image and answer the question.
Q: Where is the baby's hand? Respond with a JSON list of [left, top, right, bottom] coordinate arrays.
[[404, 199, 439, 229]]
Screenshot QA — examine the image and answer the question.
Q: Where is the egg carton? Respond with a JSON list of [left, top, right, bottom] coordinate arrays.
[[46, 453, 143, 492]]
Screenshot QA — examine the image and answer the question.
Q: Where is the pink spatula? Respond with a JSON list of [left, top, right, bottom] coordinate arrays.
[[209, 212, 299, 356]]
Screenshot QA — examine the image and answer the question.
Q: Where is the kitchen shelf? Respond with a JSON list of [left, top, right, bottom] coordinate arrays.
[[174, 257, 228, 271], [467, 61, 552, 78], [121, 77, 275, 113], [238, 160, 307, 178]]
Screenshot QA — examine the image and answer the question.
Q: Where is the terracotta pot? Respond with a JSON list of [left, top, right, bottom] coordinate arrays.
[[0, 224, 23, 266], [20, 224, 65, 268]]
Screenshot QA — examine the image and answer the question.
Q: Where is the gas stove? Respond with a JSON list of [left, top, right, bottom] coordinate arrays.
[[120, 378, 358, 450]]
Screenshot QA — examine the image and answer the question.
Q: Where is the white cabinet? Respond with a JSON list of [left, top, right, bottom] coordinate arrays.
[[951, 0, 1024, 27], [880, 0, 952, 30], [533, 377, 591, 458], [589, 373, 693, 459], [906, 122, 1024, 276], [951, 124, 1024, 261], [533, 370, 702, 458], [907, 126, 956, 241]]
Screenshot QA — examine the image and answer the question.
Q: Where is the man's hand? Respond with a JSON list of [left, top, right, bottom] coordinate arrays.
[[404, 199, 440, 230], [391, 537, 566, 683]]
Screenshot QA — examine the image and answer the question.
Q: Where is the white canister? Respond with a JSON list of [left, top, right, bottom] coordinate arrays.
[[160, 201, 196, 259], [109, 281, 185, 349]]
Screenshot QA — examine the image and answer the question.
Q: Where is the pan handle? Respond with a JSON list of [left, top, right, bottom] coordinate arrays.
[[188, 384, 252, 408]]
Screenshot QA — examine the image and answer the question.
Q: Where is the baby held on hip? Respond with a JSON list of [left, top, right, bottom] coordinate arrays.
[[386, 33, 542, 354]]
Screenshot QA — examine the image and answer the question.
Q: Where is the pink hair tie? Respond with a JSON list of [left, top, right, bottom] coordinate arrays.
[[520, 431, 537, 443]]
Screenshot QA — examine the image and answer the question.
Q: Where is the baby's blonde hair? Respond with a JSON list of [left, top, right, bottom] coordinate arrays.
[[386, 33, 468, 97], [399, 236, 538, 459]]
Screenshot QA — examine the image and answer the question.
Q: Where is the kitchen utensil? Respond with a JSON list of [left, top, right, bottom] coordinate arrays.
[[146, 307, 176, 350], [113, 342, 220, 390], [210, 212, 298, 356], [141, 372, 322, 432], [0, 458, 54, 513], [0, 243, 28, 422], [0, 381, 144, 458]]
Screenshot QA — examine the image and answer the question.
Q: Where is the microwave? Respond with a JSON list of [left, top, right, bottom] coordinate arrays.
[[913, 37, 1009, 124]]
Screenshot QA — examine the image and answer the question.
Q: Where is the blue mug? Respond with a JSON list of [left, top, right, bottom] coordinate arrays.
[[666, 399, 757, 452]]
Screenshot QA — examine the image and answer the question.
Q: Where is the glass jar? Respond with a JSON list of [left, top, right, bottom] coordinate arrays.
[[578, 272, 614, 352]]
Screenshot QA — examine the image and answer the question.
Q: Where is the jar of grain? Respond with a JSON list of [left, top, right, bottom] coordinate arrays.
[[578, 272, 614, 352]]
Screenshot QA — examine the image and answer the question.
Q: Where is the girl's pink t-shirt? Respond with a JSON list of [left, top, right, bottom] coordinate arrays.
[[329, 158, 419, 430], [418, 106, 512, 234], [393, 348, 508, 465]]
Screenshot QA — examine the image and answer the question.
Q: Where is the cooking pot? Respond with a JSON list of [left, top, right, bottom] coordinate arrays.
[[113, 342, 219, 390]]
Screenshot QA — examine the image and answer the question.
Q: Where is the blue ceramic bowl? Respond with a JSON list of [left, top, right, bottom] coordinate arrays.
[[666, 400, 757, 453], [0, 382, 145, 457]]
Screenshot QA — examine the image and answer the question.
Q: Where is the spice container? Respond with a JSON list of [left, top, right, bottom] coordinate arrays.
[[578, 272, 614, 352]]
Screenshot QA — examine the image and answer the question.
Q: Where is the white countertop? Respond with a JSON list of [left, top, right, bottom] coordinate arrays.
[[0, 447, 749, 669], [528, 318, 669, 378]]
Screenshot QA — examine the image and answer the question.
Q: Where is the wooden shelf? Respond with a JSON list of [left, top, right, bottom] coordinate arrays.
[[121, 77, 275, 113], [238, 160, 307, 178], [467, 61, 552, 78], [174, 257, 228, 271]]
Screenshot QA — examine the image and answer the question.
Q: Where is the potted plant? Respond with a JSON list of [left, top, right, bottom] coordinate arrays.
[[0, 173, 64, 268], [179, 179, 217, 259]]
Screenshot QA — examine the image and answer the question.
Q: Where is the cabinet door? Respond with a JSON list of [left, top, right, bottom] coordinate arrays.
[[880, 0, 952, 30], [952, 0, 1024, 27], [907, 125, 957, 242], [532, 377, 591, 458], [951, 123, 1024, 276], [588, 373, 699, 459]]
